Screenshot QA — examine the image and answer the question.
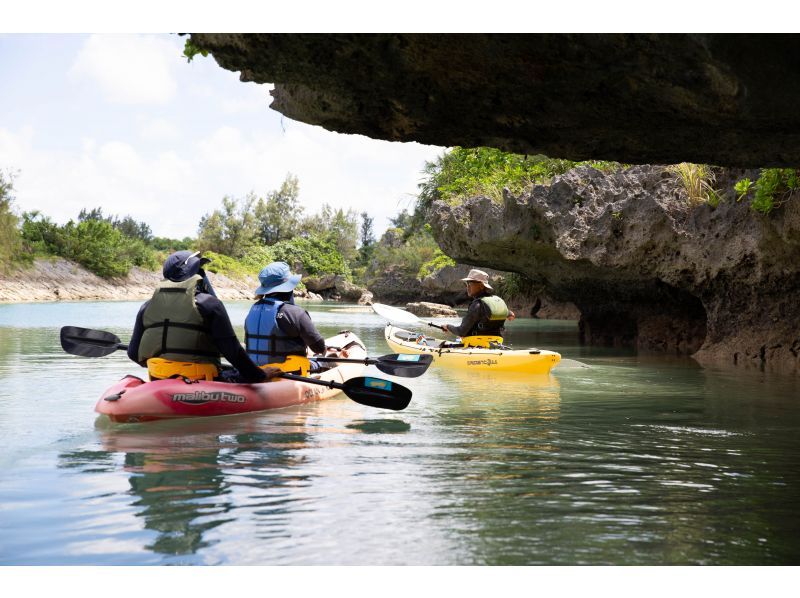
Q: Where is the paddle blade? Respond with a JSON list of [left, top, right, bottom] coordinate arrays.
[[374, 353, 433, 378], [60, 326, 124, 357], [343, 376, 412, 411], [371, 303, 422, 326]]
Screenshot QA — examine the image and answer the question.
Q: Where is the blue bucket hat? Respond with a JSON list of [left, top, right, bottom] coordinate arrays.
[[163, 250, 211, 282], [255, 261, 302, 295]]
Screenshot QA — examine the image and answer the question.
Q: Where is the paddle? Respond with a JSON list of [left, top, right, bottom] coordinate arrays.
[[60, 326, 413, 410], [279, 373, 411, 411], [371, 303, 447, 331], [312, 353, 432, 378], [61, 325, 127, 356]]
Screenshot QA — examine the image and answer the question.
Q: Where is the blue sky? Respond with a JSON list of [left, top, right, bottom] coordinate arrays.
[[0, 33, 444, 239]]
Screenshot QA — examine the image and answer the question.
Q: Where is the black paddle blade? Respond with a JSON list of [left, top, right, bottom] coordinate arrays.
[[343, 376, 412, 411], [374, 353, 433, 378], [60, 326, 124, 357]]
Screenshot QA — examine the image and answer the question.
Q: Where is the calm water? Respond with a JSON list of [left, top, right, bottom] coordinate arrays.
[[1, 300, 799, 565]]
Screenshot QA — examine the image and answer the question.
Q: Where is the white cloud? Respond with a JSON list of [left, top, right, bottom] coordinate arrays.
[[139, 118, 180, 141], [201, 120, 442, 230], [69, 34, 178, 105]]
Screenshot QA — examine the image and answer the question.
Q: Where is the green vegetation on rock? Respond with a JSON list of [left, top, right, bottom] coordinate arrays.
[[668, 163, 722, 208], [738, 168, 800, 214], [417, 147, 624, 209]]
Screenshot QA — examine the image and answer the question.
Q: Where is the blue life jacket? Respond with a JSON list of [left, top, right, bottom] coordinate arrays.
[[244, 298, 307, 366]]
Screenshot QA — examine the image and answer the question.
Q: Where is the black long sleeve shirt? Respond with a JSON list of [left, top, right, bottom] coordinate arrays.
[[127, 292, 268, 383], [448, 291, 506, 337], [273, 302, 327, 355]]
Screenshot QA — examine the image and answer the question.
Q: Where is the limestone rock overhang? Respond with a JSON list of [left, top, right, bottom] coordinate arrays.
[[191, 33, 800, 167]]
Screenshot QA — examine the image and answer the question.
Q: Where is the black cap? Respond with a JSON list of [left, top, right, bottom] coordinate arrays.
[[162, 250, 211, 282]]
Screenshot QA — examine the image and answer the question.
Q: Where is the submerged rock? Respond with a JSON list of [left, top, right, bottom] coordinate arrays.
[[430, 165, 800, 373], [405, 302, 458, 318]]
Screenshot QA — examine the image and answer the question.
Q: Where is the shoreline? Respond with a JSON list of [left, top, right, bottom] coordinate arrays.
[[0, 257, 264, 305]]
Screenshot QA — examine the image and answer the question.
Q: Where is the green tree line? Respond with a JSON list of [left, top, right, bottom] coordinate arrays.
[[0, 171, 382, 283]]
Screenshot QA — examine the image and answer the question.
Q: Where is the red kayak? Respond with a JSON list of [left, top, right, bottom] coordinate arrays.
[[95, 331, 368, 423]]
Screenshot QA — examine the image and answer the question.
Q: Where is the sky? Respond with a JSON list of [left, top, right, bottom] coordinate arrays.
[[0, 33, 445, 239]]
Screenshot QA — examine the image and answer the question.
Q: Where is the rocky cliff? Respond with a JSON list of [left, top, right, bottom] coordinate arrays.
[[430, 165, 800, 373], [191, 33, 800, 167]]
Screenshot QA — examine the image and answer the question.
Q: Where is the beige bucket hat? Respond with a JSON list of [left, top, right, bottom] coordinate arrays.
[[460, 268, 493, 290]]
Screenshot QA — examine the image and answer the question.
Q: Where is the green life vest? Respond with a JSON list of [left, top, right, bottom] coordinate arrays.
[[480, 295, 509, 321], [137, 275, 220, 365]]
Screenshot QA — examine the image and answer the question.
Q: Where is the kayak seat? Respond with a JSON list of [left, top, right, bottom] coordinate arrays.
[[147, 358, 219, 381], [261, 355, 310, 376]]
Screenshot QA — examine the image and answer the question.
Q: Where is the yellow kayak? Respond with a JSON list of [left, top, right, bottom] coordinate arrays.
[[384, 325, 561, 374]]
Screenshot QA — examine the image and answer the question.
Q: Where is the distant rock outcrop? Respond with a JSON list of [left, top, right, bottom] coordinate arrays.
[[405, 302, 457, 318], [303, 274, 372, 304]]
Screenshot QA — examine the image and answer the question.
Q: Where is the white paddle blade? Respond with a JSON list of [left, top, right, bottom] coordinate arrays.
[[371, 303, 422, 326]]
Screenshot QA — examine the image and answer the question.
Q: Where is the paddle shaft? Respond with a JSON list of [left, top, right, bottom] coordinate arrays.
[[279, 372, 348, 389], [313, 355, 424, 365]]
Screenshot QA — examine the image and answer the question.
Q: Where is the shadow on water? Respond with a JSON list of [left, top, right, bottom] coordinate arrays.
[[345, 419, 412, 434]]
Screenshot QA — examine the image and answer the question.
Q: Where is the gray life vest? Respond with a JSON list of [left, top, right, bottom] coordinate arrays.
[[463, 294, 509, 336], [137, 275, 220, 365], [480, 295, 510, 321]]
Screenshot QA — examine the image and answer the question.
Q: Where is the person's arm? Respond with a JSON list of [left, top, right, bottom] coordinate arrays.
[[197, 294, 267, 383], [127, 301, 148, 366], [443, 301, 483, 337], [278, 305, 327, 354]]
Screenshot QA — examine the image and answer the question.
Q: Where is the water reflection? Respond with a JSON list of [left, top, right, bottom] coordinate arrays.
[[59, 415, 316, 560]]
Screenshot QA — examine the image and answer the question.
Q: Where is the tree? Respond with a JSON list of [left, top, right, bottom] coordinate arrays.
[[60, 219, 132, 278], [78, 207, 109, 222], [113, 215, 153, 242], [196, 195, 258, 258], [358, 211, 376, 266], [0, 170, 23, 270], [254, 173, 303, 245], [359, 211, 375, 248]]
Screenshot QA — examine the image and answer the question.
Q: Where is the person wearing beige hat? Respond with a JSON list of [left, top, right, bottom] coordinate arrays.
[[441, 268, 516, 339]]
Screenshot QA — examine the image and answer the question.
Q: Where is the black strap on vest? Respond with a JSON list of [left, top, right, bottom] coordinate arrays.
[[244, 331, 300, 357], [143, 317, 218, 359]]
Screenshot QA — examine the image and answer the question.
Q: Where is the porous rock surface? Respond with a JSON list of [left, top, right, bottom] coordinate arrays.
[[430, 165, 800, 373], [191, 33, 800, 167]]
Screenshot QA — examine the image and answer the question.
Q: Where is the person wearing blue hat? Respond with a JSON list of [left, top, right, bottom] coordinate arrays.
[[244, 261, 328, 370], [127, 250, 280, 382]]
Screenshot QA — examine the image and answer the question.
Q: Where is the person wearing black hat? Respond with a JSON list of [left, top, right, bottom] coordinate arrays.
[[441, 268, 516, 340], [244, 261, 331, 372], [127, 250, 278, 383]]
